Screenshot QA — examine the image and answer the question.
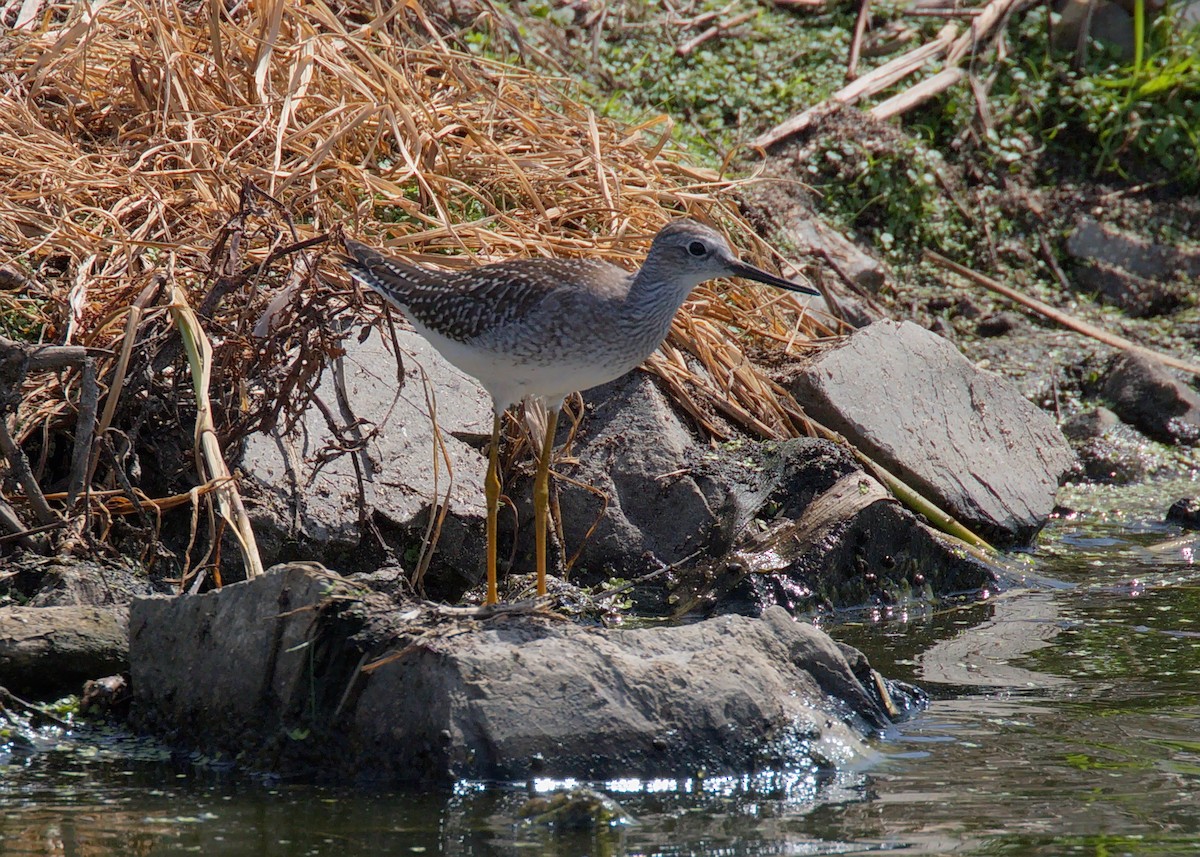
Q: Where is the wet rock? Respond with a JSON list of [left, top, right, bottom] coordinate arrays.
[[790, 319, 1076, 546], [515, 375, 997, 613], [1100, 353, 1200, 445], [1165, 498, 1200, 529], [519, 788, 633, 830], [1062, 407, 1159, 484], [0, 605, 128, 698], [128, 563, 914, 784], [238, 326, 493, 590]]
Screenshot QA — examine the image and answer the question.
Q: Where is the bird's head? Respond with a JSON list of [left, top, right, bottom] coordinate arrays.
[[642, 219, 820, 297]]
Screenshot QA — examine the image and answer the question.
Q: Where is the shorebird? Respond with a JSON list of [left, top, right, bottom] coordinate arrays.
[[340, 219, 820, 603]]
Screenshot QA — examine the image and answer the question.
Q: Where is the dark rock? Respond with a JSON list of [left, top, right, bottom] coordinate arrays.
[[1073, 261, 1182, 317], [976, 312, 1020, 337], [669, 439, 1000, 617], [1062, 407, 1159, 484], [954, 296, 983, 320], [1062, 407, 1121, 441], [1064, 218, 1192, 316], [1052, 0, 1136, 58], [128, 563, 913, 784], [1101, 353, 1200, 445], [520, 372, 730, 582], [0, 605, 128, 698], [1166, 498, 1200, 529], [238, 326, 494, 590], [928, 316, 955, 340], [0, 555, 157, 608], [519, 788, 633, 829], [791, 320, 1076, 546]]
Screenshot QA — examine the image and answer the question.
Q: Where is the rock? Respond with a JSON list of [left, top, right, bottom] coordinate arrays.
[[0, 555, 157, 608], [0, 605, 128, 698], [668, 438, 1000, 617], [790, 320, 1076, 546], [516, 376, 997, 613], [238, 326, 494, 591], [976, 312, 1020, 337], [1165, 498, 1200, 529], [1061, 407, 1121, 441], [739, 173, 886, 328], [779, 214, 891, 295], [519, 788, 633, 830], [128, 563, 914, 784], [517, 372, 729, 582], [1062, 407, 1159, 484], [1073, 260, 1181, 317], [1052, 0, 1136, 58], [1066, 218, 1200, 283], [1063, 217, 1195, 318], [1101, 353, 1200, 445]]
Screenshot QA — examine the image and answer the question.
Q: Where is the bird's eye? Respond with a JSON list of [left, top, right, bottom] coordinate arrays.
[[687, 241, 707, 257]]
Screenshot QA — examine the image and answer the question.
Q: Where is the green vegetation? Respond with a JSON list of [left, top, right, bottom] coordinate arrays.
[[804, 125, 979, 262], [923, 2, 1200, 187], [1065, 15, 1200, 183], [478, 0, 860, 162], [594, 7, 852, 158], [469, 1, 1200, 267]]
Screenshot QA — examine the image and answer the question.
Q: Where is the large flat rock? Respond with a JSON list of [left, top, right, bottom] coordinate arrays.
[[239, 326, 493, 582], [128, 564, 911, 784], [791, 320, 1075, 545]]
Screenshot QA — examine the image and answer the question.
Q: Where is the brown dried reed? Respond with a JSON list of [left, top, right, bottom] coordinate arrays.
[[0, 0, 825, 566]]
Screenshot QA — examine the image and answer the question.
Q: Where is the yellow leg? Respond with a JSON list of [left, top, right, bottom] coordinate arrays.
[[484, 412, 502, 605], [533, 408, 559, 597]]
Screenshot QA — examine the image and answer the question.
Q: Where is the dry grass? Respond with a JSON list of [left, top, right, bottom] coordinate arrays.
[[0, 0, 828, 566]]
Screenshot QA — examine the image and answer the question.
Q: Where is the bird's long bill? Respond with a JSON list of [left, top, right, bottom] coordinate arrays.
[[729, 260, 821, 296]]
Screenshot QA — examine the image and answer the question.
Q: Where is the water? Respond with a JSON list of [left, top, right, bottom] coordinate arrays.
[[3, 480, 1199, 855]]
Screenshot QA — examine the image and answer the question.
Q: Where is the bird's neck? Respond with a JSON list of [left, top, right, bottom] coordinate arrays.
[[627, 261, 699, 325]]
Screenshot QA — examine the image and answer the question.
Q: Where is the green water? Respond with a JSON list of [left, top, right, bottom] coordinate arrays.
[[3, 480, 1199, 855]]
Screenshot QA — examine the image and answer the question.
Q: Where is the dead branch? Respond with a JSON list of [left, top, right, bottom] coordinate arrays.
[[754, 0, 1032, 149], [871, 67, 965, 120], [925, 251, 1200, 377], [676, 9, 760, 57], [753, 22, 960, 148], [847, 0, 873, 80]]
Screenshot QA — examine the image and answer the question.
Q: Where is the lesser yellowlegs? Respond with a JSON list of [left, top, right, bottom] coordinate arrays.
[[340, 219, 820, 604]]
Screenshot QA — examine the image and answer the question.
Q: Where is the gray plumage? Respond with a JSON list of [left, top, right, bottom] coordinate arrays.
[[339, 219, 819, 411]]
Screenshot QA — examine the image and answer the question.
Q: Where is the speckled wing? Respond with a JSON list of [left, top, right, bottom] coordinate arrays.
[[340, 239, 624, 345]]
